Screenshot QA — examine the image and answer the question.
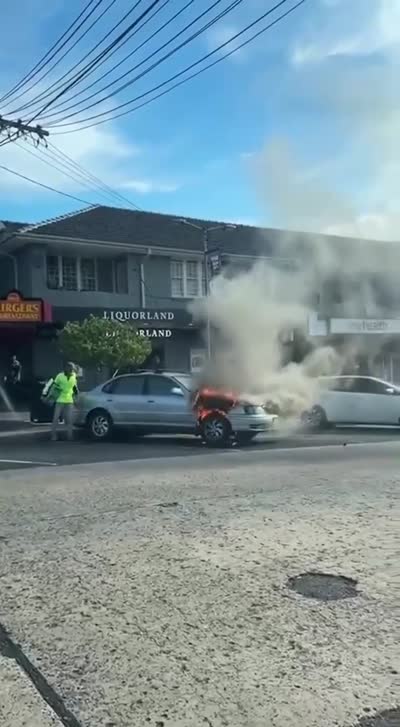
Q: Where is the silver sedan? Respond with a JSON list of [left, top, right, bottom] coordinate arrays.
[[75, 371, 275, 446]]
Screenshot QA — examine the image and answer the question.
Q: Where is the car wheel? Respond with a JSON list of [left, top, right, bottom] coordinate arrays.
[[201, 414, 231, 447], [236, 432, 257, 446], [301, 405, 328, 430], [87, 409, 113, 441]]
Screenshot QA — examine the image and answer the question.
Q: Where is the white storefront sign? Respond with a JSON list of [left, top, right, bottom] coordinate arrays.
[[138, 329, 172, 338], [330, 318, 400, 335], [103, 310, 175, 322]]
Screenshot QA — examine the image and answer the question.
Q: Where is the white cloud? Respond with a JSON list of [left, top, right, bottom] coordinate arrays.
[[0, 122, 179, 205], [292, 0, 400, 65], [120, 179, 180, 194], [205, 24, 246, 61], [259, 0, 400, 241]]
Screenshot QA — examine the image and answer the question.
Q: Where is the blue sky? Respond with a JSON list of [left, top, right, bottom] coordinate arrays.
[[0, 0, 399, 240]]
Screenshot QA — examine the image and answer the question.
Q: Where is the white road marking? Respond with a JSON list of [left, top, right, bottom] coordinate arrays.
[[0, 459, 57, 466]]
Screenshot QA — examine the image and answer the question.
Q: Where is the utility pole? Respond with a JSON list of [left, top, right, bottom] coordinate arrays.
[[179, 219, 237, 359], [0, 116, 49, 146]]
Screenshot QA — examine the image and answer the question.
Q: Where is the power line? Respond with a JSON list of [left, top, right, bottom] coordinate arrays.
[[13, 139, 136, 209], [39, 0, 243, 124], [0, 0, 102, 107], [28, 0, 164, 123], [46, 141, 144, 210], [0, 164, 98, 207], [9, 0, 176, 118], [3, 0, 120, 115], [15, 0, 193, 119], [51, 0, 304, 131]]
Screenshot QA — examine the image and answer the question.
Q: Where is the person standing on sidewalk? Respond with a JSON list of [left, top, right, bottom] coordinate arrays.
[[51, 362, 78, 442]]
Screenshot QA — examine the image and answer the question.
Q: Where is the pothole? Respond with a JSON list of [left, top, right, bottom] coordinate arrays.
[[287, 571, 358, 601], [353, 708, 400, 727]]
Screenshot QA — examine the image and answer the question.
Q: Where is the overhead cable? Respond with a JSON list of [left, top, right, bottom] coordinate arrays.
[[0, 163, 98, 207], [4, 0, 120, 115], [0, 0, 103, 107], [39, 0, 244, 123], [15, 139, 142, 209], [9, 0, 176, 117], [50, 0, 305, 131], [38, 0, 244, 123], [28, 0, 164, 123], [17, 0, 196, 119]]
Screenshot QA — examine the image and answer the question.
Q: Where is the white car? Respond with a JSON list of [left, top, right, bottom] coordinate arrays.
[[302, 375, 400, 428]]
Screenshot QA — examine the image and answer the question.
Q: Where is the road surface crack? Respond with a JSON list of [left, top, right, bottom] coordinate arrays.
[[0, 621, 83, 727]]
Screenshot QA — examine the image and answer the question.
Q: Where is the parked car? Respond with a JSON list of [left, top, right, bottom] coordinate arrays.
[[302, 375, 400, 428], [75, 371, 276, 446]]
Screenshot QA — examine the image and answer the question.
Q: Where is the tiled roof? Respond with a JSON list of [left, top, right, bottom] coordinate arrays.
[[25, 206, 284, 256], [1, 220, 29, 233], [7, 205, 394, 261]]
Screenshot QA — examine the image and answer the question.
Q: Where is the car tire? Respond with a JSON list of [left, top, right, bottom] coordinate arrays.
[[236, 432, 257, 446], [87, 409, 113, 441], [301, 405, 329, 430], [201, 413, 231, 447]]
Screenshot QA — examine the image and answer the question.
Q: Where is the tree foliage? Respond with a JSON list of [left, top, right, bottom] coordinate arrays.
[[59, 316, 151, 370]]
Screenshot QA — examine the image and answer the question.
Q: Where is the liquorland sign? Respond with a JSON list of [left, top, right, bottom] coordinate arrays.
[[103, 310, 176, 337], [52, 307, 194, 336], [330, 318, 400, 334], [103, 310, 175, 322], [0, 291, 43, 323]]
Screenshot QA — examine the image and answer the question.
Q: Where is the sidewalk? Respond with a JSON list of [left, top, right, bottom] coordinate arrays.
[[0, 412, 49, 437]]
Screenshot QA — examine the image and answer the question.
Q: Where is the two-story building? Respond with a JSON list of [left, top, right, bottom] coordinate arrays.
[[1, 204, 400, 386]]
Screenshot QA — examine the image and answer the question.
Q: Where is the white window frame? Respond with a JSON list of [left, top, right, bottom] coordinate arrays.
[[46, 255, 127, 294], [170, 259, 205, 298], [61, 255, 79, 291], [80, 257, 97, 292]]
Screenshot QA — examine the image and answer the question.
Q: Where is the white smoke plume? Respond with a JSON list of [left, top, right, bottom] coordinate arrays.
[[190, 0, 400, 418], [190, 262, 342, 418]]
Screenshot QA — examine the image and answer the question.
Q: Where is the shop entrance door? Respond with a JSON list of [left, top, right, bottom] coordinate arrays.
[[0, 327, 34, 410]]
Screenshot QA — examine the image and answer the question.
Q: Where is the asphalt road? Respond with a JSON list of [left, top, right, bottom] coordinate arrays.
[[0, 441, 398, 727], [0, 425, 399, 470]]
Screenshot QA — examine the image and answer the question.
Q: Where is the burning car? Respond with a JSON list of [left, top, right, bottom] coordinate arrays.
[[192, 385, 276, 446], [75, 371, 276, 446]]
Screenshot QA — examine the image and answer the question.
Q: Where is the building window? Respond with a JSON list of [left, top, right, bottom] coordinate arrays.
[[46, 255, 60, 289], [80, 258, 96, 291], [46, 255, 128, 293], [170, 259, 204, 298], [62, 256, 78, 290], [191, 349, 206, 373], [114, 257, 128, 294], [171, 260, 184, 297]]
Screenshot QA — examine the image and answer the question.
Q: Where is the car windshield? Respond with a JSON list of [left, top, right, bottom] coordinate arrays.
[[172, 375, 193, 391]]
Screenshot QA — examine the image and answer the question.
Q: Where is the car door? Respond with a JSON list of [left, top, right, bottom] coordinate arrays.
[[320, 377, 360, 424], [103, 375, 146, 425], [356, 377, 400, 424], [143, 375, 194, 431]]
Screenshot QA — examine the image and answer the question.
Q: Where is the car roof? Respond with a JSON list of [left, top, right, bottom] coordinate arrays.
[[319, 374, 398, 387], [109, 370, 191, 383], [320, 375, 376, 381], [116, 370, 190, 377]]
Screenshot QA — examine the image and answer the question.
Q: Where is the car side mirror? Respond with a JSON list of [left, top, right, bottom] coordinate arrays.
[[385, 387, 395, 395], [171, 387, 184, 396]]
